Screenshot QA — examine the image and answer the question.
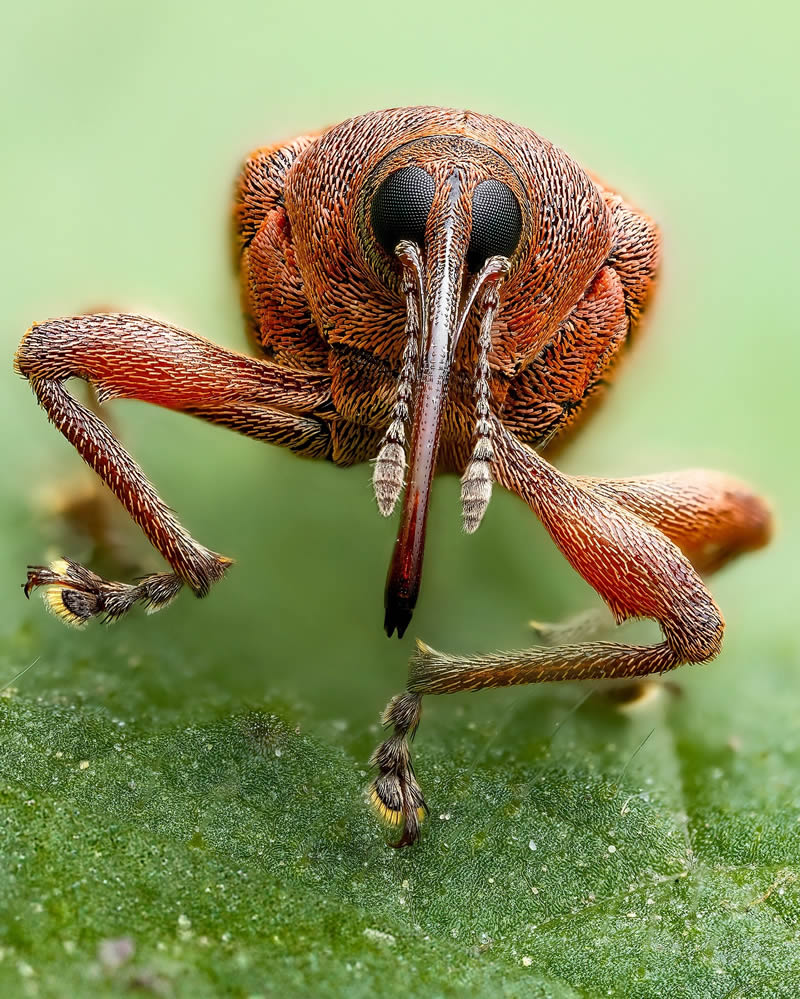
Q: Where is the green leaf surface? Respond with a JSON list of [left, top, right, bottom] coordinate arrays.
[[2, 1, 798, 996], [2, 607, 799, 997]]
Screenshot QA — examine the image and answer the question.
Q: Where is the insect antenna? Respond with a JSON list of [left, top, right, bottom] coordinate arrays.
[[460, 259, 508, 533], [372, 241, 425, 516]]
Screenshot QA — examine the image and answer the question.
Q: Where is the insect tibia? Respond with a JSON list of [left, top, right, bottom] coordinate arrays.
[[368, 691, 426, 847]]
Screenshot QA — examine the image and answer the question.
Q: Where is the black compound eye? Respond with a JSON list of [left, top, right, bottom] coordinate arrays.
[[467, 179, 522, 271], [371, 166, 436, 255]]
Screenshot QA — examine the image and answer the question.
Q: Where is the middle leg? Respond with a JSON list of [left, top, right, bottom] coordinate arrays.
[[527, 468, 772, 644]]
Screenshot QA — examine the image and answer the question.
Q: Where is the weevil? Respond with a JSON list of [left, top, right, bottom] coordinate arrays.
[[16, 106, 772, 846]]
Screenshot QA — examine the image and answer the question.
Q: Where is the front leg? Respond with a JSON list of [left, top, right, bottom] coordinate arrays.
[[371, 425, 771, 844], [412, 426, 773, 692], [412, 423, 729, 692], [16, 313, 331, 624]]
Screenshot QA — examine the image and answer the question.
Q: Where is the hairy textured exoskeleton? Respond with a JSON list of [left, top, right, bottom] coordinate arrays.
[[16, 107, 772, 846]]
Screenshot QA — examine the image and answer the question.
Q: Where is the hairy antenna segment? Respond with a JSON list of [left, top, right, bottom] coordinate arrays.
[[460, 257, 508, 532], [372, 241, 425, 516]]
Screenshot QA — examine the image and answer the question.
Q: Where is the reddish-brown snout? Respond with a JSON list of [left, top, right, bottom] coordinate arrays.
[[360, 136, 526, 637], [383, 172, 473, 638]]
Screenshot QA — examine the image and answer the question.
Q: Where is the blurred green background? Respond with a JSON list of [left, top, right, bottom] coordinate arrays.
[[1, 0, 795, 728], [1, 1, 799, 993]]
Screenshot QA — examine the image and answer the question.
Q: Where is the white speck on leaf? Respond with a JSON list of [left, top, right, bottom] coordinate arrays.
[[363, 928, 396, 946], [98, 937, 134, 971]]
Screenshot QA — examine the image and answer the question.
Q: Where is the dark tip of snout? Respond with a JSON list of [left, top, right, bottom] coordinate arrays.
[[384, 600, 413, 639]]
